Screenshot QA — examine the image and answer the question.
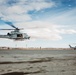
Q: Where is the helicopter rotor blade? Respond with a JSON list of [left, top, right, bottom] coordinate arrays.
[[0, 28, 23, 30], [0, 29, 15, 30], [0, 19, 23, 30], [4, 21, 17, 29]]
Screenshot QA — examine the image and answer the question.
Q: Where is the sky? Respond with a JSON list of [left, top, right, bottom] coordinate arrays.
[[0, 0, 76, 48]]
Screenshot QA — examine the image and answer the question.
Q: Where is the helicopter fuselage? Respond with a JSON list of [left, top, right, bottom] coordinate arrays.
[[0, 30, 30, 40]]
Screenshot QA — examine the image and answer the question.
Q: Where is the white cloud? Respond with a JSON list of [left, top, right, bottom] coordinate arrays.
[[0, 0, 55, 22], [16, 21, 57, 29], [2, 14, 31, 22], [15, 21, 76, 40], [6, 6, 25, 15], [28, 1, 55, 11], [47, 8, 76, 25], [59, 29, 76, 34], [24, 28, 62, 40]]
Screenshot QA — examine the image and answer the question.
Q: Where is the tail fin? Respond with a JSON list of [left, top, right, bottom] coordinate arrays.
[[69, 45, 72, 48]]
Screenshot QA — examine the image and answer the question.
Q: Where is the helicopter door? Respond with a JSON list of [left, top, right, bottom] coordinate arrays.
[[17, 34, 23, 38]]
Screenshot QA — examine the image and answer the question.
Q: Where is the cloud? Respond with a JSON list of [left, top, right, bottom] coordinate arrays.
[[0, 0, 55, 22], [24, 28, 62, 40], [59, 29, 76, 34], [2, 14, 31, 22], [15, 21, 76, 40], [47, 8, 76, 25], [27, 0, 55, 11]]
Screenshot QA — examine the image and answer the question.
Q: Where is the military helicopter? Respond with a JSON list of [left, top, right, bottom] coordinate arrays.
[[69, 45, 76, 50], [0, 21, 30, 41]]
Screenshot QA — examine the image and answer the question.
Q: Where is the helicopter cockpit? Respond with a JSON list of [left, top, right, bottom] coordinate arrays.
[[17, 34, 23, 38]]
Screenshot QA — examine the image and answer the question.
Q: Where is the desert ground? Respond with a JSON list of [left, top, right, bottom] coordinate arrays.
[[0, 50, 76, 75]]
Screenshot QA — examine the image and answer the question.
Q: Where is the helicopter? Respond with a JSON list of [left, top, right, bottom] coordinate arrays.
[[69, 45, 76, 50], [0, 21, 30, 41]]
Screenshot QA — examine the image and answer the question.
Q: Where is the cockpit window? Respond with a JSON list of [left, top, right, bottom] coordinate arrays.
[[17, 34, 23, 37]]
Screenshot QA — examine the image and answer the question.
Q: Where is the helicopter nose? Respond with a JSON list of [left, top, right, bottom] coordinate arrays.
[[28, 36, 30, 39]]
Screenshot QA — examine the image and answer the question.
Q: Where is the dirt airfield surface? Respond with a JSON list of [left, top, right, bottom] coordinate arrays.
[[0, 50, 76, 75]]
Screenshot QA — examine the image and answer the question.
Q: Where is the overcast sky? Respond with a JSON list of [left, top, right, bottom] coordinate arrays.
[[0, 0, 76, 48]]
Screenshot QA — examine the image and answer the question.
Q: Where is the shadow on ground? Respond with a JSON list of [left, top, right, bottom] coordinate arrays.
[[1, 70, 42, 75]]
